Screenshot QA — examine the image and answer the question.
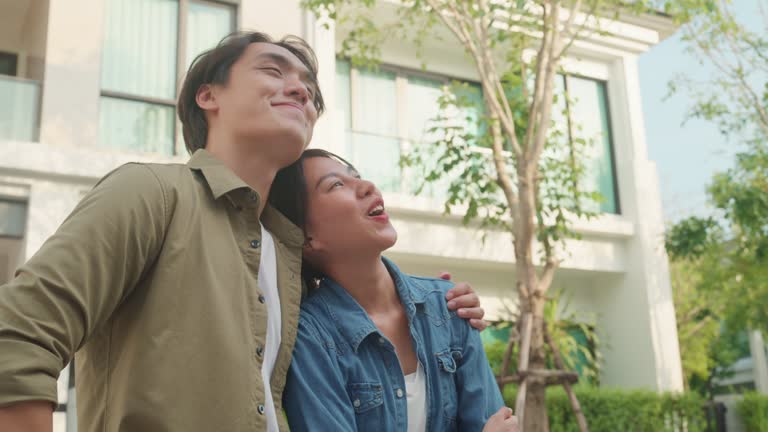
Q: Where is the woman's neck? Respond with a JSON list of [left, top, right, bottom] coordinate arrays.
[[322, 255, 400, 314]]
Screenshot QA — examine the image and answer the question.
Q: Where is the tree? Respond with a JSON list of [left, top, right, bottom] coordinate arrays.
[[667, 258, 745, 396], [663, 0, 768, 344], [663, 0, 768, 146], [302, 0, 654, 430]]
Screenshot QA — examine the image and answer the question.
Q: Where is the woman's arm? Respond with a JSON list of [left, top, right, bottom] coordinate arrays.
[[282, 317, 357, 432]]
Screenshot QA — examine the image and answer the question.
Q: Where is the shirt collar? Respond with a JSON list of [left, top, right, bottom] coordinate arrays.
[[261, 205, 304, 248], [317, 257, 427, 353], [187, 149, 304, 248], [187, 149, 250, 200]]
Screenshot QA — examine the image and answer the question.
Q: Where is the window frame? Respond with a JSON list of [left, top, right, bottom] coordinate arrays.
[[99, 0, 238, 155]]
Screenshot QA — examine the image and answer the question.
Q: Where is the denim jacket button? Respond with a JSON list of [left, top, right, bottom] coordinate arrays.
[[353, 399, 361, 408], [378, 337, 386, 345], [396, 388, 404, 398]]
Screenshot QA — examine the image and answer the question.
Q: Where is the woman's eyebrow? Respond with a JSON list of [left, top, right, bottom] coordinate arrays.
[[314, 172, 342, 190]]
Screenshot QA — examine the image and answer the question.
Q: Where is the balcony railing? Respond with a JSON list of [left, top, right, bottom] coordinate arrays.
[[0, 75, 41, 142]]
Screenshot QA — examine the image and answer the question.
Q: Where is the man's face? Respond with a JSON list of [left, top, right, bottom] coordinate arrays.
[[208, 42, 319, 162]]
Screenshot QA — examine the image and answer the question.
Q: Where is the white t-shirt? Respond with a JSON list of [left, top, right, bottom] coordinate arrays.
[[258, 226, 281, 432], [405, 362, 427, 432]]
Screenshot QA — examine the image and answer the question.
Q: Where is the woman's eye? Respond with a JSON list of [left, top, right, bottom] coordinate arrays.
[[262, 67, 282, 75], [330, 181, 344, 189]]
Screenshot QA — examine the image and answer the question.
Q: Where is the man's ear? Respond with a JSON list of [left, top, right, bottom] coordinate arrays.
[[195, 84, 218, 111]]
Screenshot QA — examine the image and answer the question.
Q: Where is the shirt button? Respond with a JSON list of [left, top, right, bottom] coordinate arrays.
[[257, 404, 265, 415], [353, 399, 361, 408], [256, 345, 264, 357], [249, 191, 259, 202], [378, 337, 386, 345], [396, 388, 404, 398], [258, 294, 266, 304], [250, 239, 261, 249]]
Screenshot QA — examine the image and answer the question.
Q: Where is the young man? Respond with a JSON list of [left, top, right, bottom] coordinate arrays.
[[0, 32, 487, 432]]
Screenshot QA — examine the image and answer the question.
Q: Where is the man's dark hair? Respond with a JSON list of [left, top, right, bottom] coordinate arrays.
[[178, 31, 326, 154], [269, 148, 357, 289]]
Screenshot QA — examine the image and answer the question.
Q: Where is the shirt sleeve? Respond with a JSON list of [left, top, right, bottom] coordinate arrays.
[[456, 320, 506, 430], [0, 163, 169, 407], [282, 315, 357, 432]]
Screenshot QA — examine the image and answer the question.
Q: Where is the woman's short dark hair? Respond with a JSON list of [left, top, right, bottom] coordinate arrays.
[[269, 148, 356, 288], [177, 31, 326, 154]]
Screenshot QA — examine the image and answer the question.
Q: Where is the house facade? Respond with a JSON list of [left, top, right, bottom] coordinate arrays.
[[0, 0, 684, 430]]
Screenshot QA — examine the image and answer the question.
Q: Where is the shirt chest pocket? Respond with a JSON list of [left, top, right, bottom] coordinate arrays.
[[435, 349, 463, 429], [347, 382, 385, 431]]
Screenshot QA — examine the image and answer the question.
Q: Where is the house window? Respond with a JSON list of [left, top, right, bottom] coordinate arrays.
[[99, 0, 236, 155], [336, 59, 483, 195], [0, 52, 18, 77], [0, 199, 27, 238], [337, 60, 619, 214], [561, 75, 620, 214]]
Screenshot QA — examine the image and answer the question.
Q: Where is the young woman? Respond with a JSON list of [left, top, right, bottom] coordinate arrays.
[[270, 149, 518, 432]]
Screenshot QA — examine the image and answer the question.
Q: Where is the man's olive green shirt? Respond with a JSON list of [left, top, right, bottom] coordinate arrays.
[[0, 150, 304, 431]]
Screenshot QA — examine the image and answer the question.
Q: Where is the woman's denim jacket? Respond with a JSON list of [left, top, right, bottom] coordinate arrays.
[[283, 258, 504, 431]]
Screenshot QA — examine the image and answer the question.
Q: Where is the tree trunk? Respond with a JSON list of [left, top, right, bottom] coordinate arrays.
[[523, 308, 549, 431]]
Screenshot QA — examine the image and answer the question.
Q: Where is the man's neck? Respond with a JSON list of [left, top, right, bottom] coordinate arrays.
[[323, 255, 400, 315], [205, 136, 290, 216]]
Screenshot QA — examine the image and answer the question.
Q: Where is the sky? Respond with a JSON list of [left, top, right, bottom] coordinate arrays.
[[638, 1, 758, 223]]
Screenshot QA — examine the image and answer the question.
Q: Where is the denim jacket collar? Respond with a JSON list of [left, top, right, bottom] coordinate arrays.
[[317, 256, 430, 353]]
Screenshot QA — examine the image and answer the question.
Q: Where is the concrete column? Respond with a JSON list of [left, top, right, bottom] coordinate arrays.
[[749, 330, 768, 394], [39, 0, 104, 149], [593, 54, 683, 391]]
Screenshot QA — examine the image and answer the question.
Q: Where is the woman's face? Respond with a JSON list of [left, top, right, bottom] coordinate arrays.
[[301, 156, 397, 263]]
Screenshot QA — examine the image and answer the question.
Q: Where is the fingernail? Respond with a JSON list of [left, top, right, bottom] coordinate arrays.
[[445, 292, 453, 300], [448, 301, 456, 308]]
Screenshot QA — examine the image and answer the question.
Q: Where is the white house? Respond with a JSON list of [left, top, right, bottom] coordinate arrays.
[[0, 0, 685, 430]]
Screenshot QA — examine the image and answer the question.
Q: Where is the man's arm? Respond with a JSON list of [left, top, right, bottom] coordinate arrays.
[[283, 318, 357, 432], [455, 319, 507, 430], [0, 164, 169, 424], [441, 273, 488, 331], [0, 401, 53, 432]]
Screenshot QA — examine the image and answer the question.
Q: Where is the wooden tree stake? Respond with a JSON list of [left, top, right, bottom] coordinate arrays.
[[544, 323, 589, 432], [514, 313, 533, 429]]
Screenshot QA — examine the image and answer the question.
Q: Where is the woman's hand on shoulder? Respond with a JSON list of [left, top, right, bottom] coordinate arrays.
[[440, 273, 488, 331]]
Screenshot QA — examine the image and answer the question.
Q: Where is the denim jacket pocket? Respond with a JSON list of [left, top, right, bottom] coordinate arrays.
[[347, 382, 385, 431], [435, 349, 462, 429]]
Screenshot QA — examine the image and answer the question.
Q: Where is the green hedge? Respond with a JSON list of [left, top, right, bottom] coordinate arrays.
[[737, 393, 768, 432], [501, 386, 707, 432]]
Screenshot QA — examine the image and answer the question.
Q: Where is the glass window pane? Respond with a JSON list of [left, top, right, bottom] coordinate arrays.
[[454, 82, 485, 142], [99, 97, 175, 155], [186, 1, 235, 72], [101, 0, 179, 100], [0, 200, 27, 238], [568, 77, 618, 214], [0, 52, 18, 76], [336, 59, 351, 132], [406, 75, 443, 142], [0, 77, 40, 142], [350, 132, 401, 193], [354, 68, 397, 136]]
